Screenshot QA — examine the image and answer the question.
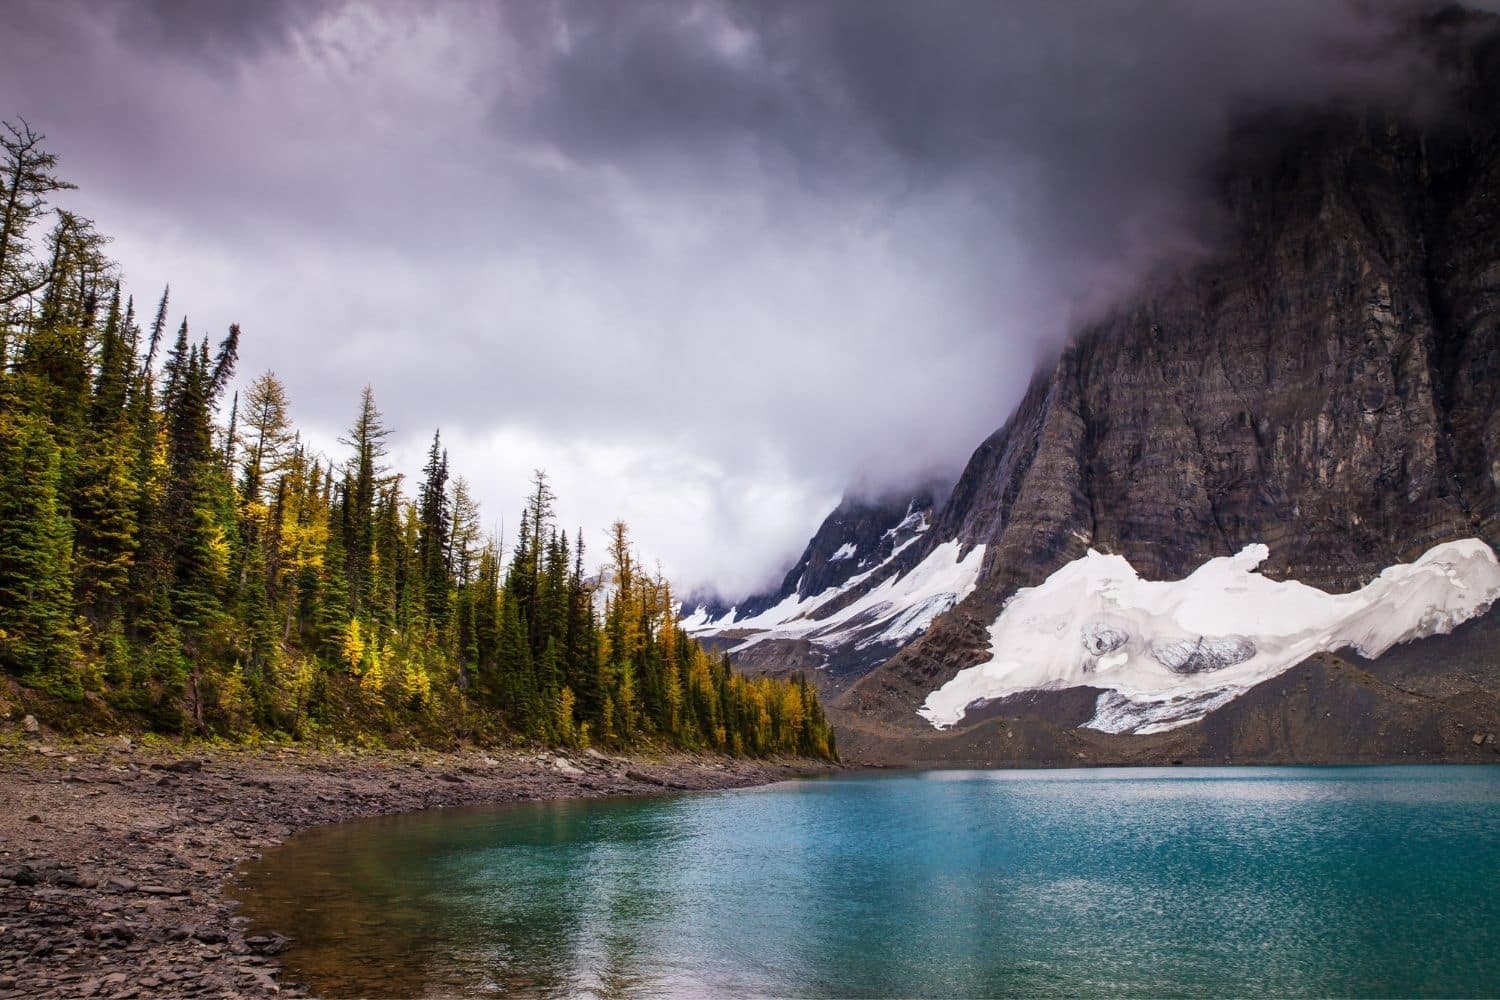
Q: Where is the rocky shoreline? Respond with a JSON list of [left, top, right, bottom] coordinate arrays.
[[0, 728, 835, 999]]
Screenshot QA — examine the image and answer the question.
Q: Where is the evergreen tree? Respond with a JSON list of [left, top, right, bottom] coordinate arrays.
[[236, 371, 294, 507], [0, 412, 76, 694], [339, 386, 390, 618], [416, 430, 451, 625]]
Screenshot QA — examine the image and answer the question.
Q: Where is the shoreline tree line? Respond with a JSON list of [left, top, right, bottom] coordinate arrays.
[[0, 119, 836, 760]]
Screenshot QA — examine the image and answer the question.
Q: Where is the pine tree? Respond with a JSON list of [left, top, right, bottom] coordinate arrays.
[[160, 324, 229, 638], [0, 412, 77, 694], [339, 386, 390, 618], [563, 530, 601, 722], [448, 476, 482, 586], [416, 430, 451, 625], [495, 597, 535, 730], [72, 286, 140, 623], [237, 371, 294, 507]]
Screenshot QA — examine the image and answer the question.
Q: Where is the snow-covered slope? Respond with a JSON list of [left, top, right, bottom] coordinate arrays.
[[688, 538, 986, 657], [682, 491, 941, 631], [919, 539, 1500, 735]]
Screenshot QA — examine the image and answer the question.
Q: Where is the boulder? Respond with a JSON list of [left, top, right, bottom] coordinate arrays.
[[1081, 623, 1129, 656], [0, 865, 39, 886], [1150, 636, 1257, 675]]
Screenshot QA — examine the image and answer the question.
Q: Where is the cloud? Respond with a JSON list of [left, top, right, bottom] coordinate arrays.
[[0, 0, 1481, 598]]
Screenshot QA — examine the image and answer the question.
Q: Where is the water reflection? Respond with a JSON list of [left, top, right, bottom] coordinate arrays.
[[235, 767, 1500, 998]]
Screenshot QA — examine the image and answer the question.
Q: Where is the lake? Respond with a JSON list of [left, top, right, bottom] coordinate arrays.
[[235, 766, 1500, 997]]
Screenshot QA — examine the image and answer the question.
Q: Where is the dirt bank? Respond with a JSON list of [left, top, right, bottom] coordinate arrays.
[[0, 728, 835, 999]]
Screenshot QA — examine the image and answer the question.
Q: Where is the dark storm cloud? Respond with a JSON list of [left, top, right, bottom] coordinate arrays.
[[109, 0, 327, 64], [0, 0, 1485, 596], [502, 1, 1452, 313]]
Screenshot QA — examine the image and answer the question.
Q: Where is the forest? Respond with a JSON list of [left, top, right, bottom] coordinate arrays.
[[0, 120, 835, 760]]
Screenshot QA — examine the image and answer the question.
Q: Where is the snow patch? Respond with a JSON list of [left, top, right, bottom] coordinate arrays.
[[679, 605, 713, 632], [829, 542, 858, 562], [919, 539, 1500, 734], [882, 503, 931, 541]]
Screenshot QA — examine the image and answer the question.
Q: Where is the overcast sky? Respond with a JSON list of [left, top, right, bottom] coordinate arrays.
[[0, 0, 1476, 598]]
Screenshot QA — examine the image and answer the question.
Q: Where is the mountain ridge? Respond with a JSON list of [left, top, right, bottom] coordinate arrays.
[[686, 10, 1500, 765]]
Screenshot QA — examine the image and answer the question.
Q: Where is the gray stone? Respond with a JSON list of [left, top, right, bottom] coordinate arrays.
[[0, 866, 38, 886], [150, 759, 202, 774], [1081, 623, 1129, 656]]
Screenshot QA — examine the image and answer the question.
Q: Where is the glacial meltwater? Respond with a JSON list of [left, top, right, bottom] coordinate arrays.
[[235, 767, 1500, 998]]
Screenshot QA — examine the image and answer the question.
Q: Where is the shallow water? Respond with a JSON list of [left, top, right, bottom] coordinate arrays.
[[235, 766, 1500, 998]]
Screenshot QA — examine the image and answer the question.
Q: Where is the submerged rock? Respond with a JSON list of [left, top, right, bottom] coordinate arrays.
[[1150, 636, 1257, 674]]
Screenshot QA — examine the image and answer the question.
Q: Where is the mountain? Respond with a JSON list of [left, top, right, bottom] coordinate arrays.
[[690, 10, 1500, 765], [682, 488, 942, 691]]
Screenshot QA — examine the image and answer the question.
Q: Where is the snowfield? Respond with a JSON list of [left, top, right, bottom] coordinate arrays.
[[685, 540, 986, 654], [919, 539, 1500, 735]]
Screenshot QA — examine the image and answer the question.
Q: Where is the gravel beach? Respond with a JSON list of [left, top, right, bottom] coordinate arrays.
[[0, 728, 833, 998]]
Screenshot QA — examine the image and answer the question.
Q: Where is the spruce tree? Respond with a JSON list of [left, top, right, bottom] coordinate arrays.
[[416, 430, 451, 625], [0, 412, 77, 694], [339, 386, 390, 618]]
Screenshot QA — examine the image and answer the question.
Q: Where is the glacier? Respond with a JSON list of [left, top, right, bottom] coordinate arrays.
[[919, 539, 1500, 735]]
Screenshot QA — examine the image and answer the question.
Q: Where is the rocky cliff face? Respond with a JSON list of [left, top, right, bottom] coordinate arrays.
[[707, 13, 1500, 765]]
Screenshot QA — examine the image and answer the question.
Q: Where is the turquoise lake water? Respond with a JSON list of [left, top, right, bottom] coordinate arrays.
[[235, 766, 1500, 998]]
